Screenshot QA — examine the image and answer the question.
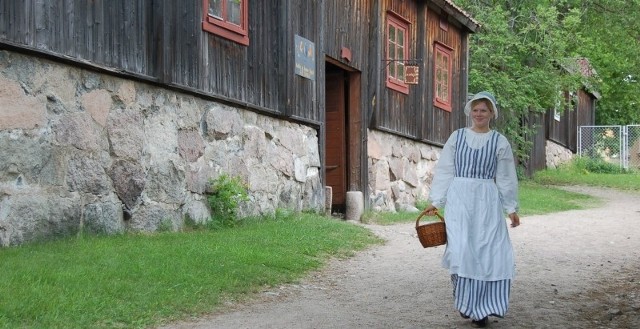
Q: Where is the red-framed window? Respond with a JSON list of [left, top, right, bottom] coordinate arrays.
[[202, 0, 249, 46], [386, 12, 410, 94], [433, 43, 452, 111]]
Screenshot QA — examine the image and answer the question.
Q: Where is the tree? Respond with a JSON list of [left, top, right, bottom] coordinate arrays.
[[456, 0, 585, 164], [576, 0, 640, 125], [456, 0, 640, 168]]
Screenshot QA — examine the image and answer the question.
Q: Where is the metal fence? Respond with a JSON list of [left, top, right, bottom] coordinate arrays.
[[578, 125, 640, 169]]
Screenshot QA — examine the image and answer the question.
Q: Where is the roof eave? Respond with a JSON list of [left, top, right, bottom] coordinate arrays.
[[430, 0, 481, 33]]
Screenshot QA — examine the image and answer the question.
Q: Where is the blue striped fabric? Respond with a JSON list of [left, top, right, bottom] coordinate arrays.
[[451, 274, 511, 320], [454, 129, 499, 179], [449, 129, 511, 320]]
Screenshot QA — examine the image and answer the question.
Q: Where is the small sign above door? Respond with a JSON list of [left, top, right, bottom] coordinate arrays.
[[294, 35, 316, 81]]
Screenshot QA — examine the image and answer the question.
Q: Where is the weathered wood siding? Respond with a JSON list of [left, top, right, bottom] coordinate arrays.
[[0, 1, 152, 73], [271, 0, 321, 121], [0, 0, 322, 123], [321, 0, 372, 70], [1, 0, 474, 146], [547, 89, 596, 152], [570, 90, 596, 151], [377, 0, 419, 138], [375, 0, 470, 146], [316, 0, 374, 131], [424, 6, 466, 144], [522, 112, 547, 176], [547, 105, 571, 150]]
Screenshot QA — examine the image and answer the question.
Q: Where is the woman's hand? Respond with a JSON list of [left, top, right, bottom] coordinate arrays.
[[508, 212, 520, 227]]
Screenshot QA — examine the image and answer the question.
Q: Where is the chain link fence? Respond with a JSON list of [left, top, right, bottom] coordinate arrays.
[[627, 125, 640, 169], [578, 125, 640, 170]]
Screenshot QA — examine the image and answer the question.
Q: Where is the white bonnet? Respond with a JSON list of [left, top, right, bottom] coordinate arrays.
[[464, 91, 498, 118]]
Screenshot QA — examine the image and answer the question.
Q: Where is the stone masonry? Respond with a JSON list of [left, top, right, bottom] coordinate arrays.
[[0, 51, 323, 246], [546, 140, 574, 169], [367, 129, 441, 213]]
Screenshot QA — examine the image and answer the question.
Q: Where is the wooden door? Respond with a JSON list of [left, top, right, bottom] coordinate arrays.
[[325, 70, 347, 211]]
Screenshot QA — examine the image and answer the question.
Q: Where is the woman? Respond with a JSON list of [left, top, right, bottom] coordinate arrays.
[[424, 91, 520, 328]]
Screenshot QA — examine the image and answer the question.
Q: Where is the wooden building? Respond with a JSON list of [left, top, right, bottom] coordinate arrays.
[[0, 0, 480, 243], [523, 58, 600, 176]]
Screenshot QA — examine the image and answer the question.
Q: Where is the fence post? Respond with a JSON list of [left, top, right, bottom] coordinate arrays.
[[578, 126, 582, 157], [623, 125, 629, 169]]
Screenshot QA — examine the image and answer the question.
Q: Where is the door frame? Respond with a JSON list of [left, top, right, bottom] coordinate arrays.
[[323, 57, 363, 212]]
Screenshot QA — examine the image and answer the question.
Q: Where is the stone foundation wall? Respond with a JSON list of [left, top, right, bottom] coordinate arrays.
[[367, 129, 441, 212], [545, 140, 574, 169], [0, 51, 323, 246]]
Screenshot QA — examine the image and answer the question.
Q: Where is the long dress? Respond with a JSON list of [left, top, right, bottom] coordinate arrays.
[[428, 127, 518, 320]]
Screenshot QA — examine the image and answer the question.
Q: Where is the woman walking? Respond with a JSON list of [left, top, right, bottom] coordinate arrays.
[[423, 91, 520, 328]]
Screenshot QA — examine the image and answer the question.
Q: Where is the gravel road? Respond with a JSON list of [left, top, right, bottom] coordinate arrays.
[[158, 186, 640, 329]]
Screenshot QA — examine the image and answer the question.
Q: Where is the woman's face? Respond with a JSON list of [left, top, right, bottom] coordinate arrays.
[[471, 100, 493, 129]]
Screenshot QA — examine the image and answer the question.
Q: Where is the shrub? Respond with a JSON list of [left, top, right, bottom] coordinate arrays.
[[207, 174, 249, 228], [573, 157, 624, 174]]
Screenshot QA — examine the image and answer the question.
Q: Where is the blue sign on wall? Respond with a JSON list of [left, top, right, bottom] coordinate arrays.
[[294, 35, 315, 81]]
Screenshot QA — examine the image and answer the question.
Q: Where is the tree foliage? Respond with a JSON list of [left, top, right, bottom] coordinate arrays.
[[456, 0, 640, 162], [457, 0, 584, 162], [576, 0, 640, 125]]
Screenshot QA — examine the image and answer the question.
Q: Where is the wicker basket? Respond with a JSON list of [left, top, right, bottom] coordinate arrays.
[[415, 209, 446, 248]]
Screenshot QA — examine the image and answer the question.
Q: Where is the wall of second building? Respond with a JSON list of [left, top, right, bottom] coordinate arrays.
[[547, 89, 597, 153], [0, 51, 324, 246], [545, 140, 574, 169]]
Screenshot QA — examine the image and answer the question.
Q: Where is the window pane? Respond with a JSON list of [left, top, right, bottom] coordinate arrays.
[[385, 14, 410, 90], [228, 0, 242, 26], [209, 0, 223, 18], [389, 26, 396, 44], [434, 46, 451, 103]]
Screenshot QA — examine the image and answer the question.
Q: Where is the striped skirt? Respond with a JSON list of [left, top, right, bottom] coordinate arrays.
[[451, 274, 511, 320]]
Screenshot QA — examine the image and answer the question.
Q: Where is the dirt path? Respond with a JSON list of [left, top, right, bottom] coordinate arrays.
[[159, 186, 640, 329]]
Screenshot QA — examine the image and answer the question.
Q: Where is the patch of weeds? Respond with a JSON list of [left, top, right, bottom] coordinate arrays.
[[573, 157, 626, 174], [207, 174, 249, 228], [157, 218, 174, 232]]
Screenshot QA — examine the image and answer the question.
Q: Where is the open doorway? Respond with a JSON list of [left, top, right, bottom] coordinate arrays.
[[324, 61, 362, 214]]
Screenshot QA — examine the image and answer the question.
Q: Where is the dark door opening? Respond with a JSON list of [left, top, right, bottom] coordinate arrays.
[[325, 63, 349, 213]]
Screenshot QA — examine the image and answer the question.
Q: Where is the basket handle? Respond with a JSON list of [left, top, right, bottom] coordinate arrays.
[[415, 208, 444, 229]]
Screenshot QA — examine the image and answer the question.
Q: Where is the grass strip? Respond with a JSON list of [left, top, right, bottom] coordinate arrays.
[[0, 214, 382, 329]]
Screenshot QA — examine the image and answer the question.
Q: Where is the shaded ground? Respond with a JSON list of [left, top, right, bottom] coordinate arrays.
[[158, 186, 640, 329]]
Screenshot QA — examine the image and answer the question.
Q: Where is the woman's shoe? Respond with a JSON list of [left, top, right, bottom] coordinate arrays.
[[459, 312, 470, 319], [471, 317, 488, 328]]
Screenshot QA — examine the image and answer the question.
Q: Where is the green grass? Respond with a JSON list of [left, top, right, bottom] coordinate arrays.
[[0, 213, 382, 329], [533, 160, 640, 191], [517, 180, 598, 216]]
